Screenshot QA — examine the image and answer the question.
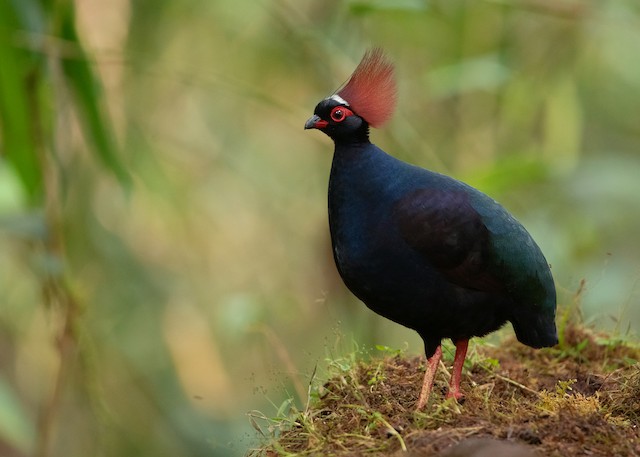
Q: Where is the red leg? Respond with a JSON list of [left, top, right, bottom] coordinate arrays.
[[446, 339, 469, 401], [416, 345, 442, 410]]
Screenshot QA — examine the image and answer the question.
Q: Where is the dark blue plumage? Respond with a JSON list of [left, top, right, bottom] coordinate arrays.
[[305, 50, 557, 408]]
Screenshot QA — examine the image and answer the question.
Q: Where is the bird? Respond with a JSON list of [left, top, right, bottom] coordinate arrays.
[[304, 48, 557, 409]]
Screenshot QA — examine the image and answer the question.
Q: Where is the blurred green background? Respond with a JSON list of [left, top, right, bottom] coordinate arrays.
[[1, 0, 639, 456]]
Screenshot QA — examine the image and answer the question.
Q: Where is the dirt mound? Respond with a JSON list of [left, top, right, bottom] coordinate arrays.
[[249, 325, 639, 456]]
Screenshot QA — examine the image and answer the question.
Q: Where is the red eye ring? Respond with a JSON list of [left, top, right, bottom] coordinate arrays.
[[330, 106, 354, 123]]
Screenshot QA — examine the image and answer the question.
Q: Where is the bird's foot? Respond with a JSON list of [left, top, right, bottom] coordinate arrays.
[[446, 339, 468, 403], [445, 389, 465, 402], [416, 346, 443, 410], [415, 391, 429, 411]]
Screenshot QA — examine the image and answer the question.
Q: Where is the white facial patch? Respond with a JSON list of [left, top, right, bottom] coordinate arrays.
[[328, 94, 350, 106]]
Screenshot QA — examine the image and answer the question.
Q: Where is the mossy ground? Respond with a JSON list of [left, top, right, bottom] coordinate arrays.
[[249, 324, 640, 456]]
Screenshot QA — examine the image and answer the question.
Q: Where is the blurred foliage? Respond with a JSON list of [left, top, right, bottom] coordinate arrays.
[[0, 0, 639, 456]]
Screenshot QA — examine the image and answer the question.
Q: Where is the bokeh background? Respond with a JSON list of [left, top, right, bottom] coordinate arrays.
[[1, 1, 639, 456]]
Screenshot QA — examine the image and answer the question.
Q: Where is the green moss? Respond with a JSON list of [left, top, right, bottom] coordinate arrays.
[[249, 324, 640, 456]]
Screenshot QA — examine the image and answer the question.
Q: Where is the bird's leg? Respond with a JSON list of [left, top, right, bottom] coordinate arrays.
[[416, 345, 442, 410], [446, 339, 469, 401]]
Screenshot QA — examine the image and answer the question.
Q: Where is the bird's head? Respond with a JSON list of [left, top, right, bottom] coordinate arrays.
[[305, 48, 397, 143]]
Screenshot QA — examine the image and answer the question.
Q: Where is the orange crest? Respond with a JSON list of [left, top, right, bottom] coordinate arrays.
[[337, 48, 397, 128]]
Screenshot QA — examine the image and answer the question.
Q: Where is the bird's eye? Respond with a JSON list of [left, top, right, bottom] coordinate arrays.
[[330, 106, 352, 122], [330, 108, 345, 122]]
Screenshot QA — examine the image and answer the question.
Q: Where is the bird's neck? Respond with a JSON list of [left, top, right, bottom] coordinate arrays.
[[331, 130, 372, 166], [329, 141, 391, 202], [330, 124, 370, 146], [332, 140, 369, 163]]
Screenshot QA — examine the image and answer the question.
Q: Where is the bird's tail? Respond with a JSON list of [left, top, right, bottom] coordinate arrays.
[[511, 312, 558, 348]]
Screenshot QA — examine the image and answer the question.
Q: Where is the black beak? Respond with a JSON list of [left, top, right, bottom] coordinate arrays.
[[304, 115, 327, 130]]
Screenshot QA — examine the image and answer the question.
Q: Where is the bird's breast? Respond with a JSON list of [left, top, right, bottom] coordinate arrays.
[[328, 181, 436, 310]]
